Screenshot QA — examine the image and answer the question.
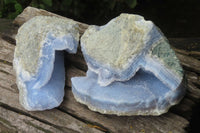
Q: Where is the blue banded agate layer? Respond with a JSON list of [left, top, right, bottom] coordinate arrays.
[[72, 70, 185, 116]]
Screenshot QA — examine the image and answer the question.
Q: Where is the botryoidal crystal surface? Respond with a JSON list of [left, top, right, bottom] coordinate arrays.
[[71, 14, 186, 115], [13, 16, 79, 111]]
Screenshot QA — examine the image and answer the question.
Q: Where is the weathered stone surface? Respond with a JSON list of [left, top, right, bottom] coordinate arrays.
[[72, 13, 185, 115], [13, 16, 79, 110]]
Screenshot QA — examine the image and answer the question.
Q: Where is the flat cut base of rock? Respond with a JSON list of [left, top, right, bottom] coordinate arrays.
[[72, 70, 186, 116]]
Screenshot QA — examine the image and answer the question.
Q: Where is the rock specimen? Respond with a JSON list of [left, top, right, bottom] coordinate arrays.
[[13, 16, 79, 111], [72, 14, 185, 115]]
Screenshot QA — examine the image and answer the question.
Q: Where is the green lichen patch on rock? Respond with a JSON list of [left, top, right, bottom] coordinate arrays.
[[151, 39, 183, 77]]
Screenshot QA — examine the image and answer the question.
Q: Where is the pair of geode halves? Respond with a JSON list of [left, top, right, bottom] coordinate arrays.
[[14, 14, 185, 115], [71, 14, 185, 116]]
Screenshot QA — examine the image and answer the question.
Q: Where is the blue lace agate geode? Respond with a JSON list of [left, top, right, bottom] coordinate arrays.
[[72, 14, 185, 115], [13, 16, 79, 111]]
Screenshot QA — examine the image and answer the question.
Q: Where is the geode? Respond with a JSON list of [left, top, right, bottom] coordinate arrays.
[[13, 16, 79, 111], [71, 14, 185, 115]]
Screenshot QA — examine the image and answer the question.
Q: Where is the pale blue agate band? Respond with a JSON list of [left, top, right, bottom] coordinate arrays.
[[72, 70, 185, 116], [15, 33, 78, 111]]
